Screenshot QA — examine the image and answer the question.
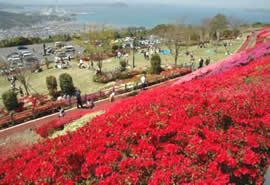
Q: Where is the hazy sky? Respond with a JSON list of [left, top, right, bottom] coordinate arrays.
[[1, 0, 269, 9]]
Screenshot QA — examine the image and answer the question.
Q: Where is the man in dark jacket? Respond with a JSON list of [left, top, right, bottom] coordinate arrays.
[[75, 89, 83, 108]]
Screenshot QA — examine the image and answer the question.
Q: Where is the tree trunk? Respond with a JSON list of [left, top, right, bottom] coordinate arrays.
[[174, 44, 179, 67], [132, 39, 136, 68], [23, 83, 30, 96], [132, 48, 135, 68], [174, 52, 178, 67]]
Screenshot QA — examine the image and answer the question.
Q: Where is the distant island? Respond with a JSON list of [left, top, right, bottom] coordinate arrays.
[[244, 8, 270, 14], [0, 11, 71, 30], [61, 2, 128, 8]]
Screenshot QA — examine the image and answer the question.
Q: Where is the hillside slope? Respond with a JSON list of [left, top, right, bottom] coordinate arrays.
[[1, 52, 270, 183]]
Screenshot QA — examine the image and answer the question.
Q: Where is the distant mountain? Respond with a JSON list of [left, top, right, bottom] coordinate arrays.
[[0, 2, 24, 9], [67, 2, 128, 8], [244, 8, 270, 14], [109, 2, 129, 8], [0, 11, 70, 30]]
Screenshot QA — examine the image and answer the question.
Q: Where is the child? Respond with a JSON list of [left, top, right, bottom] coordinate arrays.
[[58, 106, 65, 117], [109, 91, 115, 102], [87, 98, 95, 109]]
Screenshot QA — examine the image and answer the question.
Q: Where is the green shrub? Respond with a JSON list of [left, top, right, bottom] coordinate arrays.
[[59, 73, 75, 95], [150, 54, 163, 74], [2, 90, 18, 111], [46, 76, 58, 98]]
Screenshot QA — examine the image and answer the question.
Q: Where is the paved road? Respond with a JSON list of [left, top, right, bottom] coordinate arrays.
[[264, 166, 270, 185]]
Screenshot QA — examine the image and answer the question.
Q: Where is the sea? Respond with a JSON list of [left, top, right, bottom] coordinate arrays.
[[10, 4, 270, 28]]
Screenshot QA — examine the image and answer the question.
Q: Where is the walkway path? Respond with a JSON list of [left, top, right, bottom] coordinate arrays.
[[0, 94, 127, 139]]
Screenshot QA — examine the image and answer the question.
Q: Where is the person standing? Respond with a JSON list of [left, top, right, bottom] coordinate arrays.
[[198, 57, 204, 69], [205, 57, 210, 66], [75, 89, 83, 108], [87, 98, 95, 109], [141, 74, 147, 90], [109, 90, 115, 102], [79, 59, 84, 69], [43, 43, 46, 56], [58, 106, 65, 117]]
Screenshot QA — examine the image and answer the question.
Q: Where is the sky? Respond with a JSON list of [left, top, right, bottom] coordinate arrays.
[[0, 0, 269, 9]]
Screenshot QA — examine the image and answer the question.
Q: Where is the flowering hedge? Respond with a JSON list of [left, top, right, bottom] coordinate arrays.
[[35, 108, 99, 138], [1, 54, 270, 184], [0, 98, 67, 129]]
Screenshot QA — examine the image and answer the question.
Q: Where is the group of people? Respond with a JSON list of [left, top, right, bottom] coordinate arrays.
[[185, 51, 211, 70], [143, 48, 160, 60], [198, 57, 211, 69], [55, 57, 71, 69], [58, 88, 95, 118], [117, 51, 129, 64]]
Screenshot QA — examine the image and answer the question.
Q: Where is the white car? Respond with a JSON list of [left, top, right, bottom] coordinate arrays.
[[64, 45, 75, 52], [23, 53, 33, 58]]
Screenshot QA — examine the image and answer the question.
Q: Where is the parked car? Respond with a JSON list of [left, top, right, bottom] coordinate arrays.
[[64, 45, 75, 52]]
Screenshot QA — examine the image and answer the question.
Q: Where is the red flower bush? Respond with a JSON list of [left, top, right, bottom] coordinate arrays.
[[1, 54, 270, 184]]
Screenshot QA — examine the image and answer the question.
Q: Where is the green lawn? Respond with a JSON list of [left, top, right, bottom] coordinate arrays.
[[50, 111, 104, 139], [0, 37, 245, 108]]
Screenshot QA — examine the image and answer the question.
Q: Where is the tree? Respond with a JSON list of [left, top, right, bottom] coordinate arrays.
[[16, 67, 31, 96], [74, 25, 115, 73], [59, 73, 75, 95], [228, 16, 245, 37], [87, 25, 115, 73], [209, 14, 229, 40], [2, 90, 18, 111], [155, 24, 185, 66], [0, 57, 32, 96], [46, 76, 58, 98], [150, 54, 162, 74]]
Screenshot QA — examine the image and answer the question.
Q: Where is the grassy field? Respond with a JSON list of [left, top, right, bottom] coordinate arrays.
[[0, 37, 245, 108], [50, 111, 104, 139]]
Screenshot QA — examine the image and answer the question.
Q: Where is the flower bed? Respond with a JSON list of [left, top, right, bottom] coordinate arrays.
[[0, 99, 68, 129], [35, 108, 100, 138], [0, 52, 270, 184]]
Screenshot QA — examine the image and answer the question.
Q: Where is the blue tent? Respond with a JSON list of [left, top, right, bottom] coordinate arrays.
[[205, 50, 214, 54], [160, 49, 171, 54]]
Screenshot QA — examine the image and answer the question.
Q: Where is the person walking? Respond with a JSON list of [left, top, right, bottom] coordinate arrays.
[[141, 74, 147, 90], [75, 89, 83, 108]]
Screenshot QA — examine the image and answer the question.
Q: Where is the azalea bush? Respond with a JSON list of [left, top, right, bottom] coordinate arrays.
[[1, 50, 270, 184]]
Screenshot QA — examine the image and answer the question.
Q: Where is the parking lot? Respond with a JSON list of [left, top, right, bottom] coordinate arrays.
[[0, 41, 85, 66]]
